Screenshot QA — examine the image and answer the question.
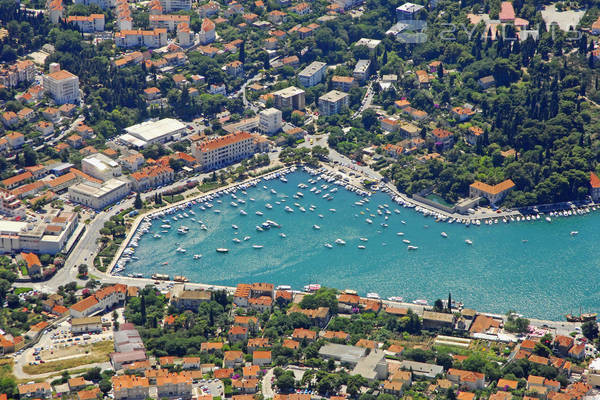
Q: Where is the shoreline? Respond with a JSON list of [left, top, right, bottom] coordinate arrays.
[[101, 162, 597, 323]]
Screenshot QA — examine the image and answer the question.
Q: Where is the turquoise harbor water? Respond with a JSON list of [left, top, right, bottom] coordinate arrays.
[[122, 171, 600, 320]]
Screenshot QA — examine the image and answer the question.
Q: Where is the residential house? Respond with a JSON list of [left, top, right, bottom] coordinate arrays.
[[447, 369, 485, 391], [469, 179, 515, 205], [223, 350, 244, 368], [432, 128, 454, 150], [253, 350, 272, 366]]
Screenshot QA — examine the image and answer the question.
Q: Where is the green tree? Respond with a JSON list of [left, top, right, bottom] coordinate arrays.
[[582, 320, 599, 340], [78, 264, 88, 276], [134, 192, 142, 209]]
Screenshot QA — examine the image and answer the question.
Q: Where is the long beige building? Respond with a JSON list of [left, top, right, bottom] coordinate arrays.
[[192, 131, 256, 171], [68, 178, 131, 210]]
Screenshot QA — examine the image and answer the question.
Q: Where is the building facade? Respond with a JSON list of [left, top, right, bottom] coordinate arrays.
[[318, 90, 349, 116], [258, 108, 282, 135], [298, 61, 327, 87], [68, 178, 131, 210], [192, 131, 256, 171], [43, 68, 80, 104]]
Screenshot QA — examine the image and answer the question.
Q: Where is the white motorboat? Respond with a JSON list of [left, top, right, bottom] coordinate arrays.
[[359, 237, 368, 241], [232, 224, 238, 229], [233, 238, 241, 243], [402, 239, 410, 244], [441, 232, 448, 238], [153, 234, 162, 238], [335, 238, 346, 245], [396, 232, 404, 236], [256, 211, 264, 216], [266, 203, 273, 209], [193, 254, 202, 259], [280, 233, 287, 238], [407, 245, 418, 250], [366, 292, 380, 299], [313, 225, 320, 230], [365, 218, 373, 224], [358, 245, 366, 249], [465, 239, 473, 245], [244, 236, 251, 241], [570, 231, 579, 236], [253, 245, 264, 249], [324, 243, 333, 248], [176, 247, 187, 253], [216, 248, 229, 253]]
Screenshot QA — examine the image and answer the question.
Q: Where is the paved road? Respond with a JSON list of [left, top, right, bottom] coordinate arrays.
[[262, 368, 275, 398]]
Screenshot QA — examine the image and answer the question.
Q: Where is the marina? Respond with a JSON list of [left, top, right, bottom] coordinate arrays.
[[117, 167, 600, 320]]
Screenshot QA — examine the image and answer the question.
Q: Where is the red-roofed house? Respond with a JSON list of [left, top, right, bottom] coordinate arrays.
[[447, 369, 485, 391]]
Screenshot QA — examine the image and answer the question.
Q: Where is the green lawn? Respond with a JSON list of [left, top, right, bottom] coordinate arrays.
[[14, 287, 32, 295]]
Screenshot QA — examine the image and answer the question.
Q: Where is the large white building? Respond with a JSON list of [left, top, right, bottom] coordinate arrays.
[[160, 0, 191, 12], [0, 211, 78, 254], [353, 59, 371, 83], [319, 90, 349, 116], [192, 131, 256, 171], [42, 68, 80, 105], [298, 61, 327, 87], [65, 14, 105, 32], [68, 178, 131, 210], [74, 0, 110, 9], [81, 153, 122, 182], [198, 18, 216, 44], [120, 118, 187, 147], [114, 29, 167, 49], [258, 108, 282, 135]]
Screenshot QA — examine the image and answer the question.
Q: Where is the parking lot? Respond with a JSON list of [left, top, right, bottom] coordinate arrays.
[[18, 319, 114, 367], [193, 378, 224, 398]]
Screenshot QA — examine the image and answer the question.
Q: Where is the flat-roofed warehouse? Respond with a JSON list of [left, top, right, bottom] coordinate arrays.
[[122, 118, 187, 147]]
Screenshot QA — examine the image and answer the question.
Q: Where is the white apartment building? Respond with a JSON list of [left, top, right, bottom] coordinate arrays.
[[74, 0, 110, 9], [192, 131, 256, 171], [81, 153, 122, 181], [319, 90, 349, 116], [68, 178, 130, 210], [114, 29, 167, 49], [199, 18, 216, 44], [273, 86, 305, 110], [42, 68, 80, 105], [353, 59, 371, 83], [149, 14, 190, 31], [258, 108, 282, 135], [298, 61, 327, 87], [160, 0, 191, 11], [66, 14, 105, 32], [177, 23, 194, 47]]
